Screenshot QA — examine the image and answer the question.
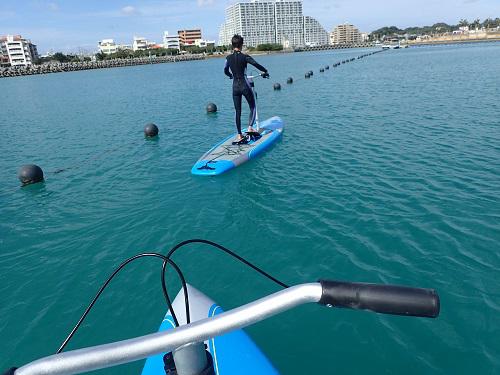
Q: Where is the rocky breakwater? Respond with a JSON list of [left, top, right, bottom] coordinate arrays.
[[0, 54, 205, 79]]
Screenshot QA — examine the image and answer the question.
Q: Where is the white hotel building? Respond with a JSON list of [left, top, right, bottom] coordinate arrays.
[[219, 0, 328, 48]]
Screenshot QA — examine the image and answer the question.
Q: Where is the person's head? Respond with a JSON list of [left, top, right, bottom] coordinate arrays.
[[231, 34, 244, 50]]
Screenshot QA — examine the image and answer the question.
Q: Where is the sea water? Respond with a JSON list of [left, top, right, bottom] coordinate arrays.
[[0, 43, 499, 374]]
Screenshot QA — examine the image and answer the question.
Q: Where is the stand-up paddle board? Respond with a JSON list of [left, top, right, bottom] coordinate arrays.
[[191, 116, 284, 176]]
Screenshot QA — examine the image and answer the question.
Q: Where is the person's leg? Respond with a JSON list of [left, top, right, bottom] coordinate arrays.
[[242, 86, 257, 132], [232, 92, 243, 139]]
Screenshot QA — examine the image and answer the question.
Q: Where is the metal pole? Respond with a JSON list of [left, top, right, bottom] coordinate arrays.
[[16, 284, 322, 375]]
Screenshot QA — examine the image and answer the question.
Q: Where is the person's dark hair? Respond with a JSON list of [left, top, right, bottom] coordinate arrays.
[[231, 35, 244, 49]]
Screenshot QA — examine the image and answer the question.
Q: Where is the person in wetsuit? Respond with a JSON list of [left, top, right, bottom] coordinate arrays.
[[224, 35, 269, 144]]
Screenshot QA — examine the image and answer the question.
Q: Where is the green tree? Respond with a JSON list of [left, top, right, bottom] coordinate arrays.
[[458, 19, 469, 27], [256, 43, 283, 51], [52, 52, 69, 63], [95, 52, 106, 61], [482, 18, 493, 28]]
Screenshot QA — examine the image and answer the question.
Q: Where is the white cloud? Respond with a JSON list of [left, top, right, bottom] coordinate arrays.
[[48, 2, 59, 11], [121, 5, 141, 16], [197, 0, 214, 6]]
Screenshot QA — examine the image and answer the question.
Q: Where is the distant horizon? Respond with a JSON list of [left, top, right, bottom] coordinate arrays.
[[1, 0, 498, 53]]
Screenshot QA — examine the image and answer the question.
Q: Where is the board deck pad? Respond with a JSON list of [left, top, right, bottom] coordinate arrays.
[[191, 116, 284, 176]]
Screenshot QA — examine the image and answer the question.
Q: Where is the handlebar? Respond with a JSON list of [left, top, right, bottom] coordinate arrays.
[[247, 72, 269, 79], [319, 280, 440, 318], [14, 281, 439, 375]]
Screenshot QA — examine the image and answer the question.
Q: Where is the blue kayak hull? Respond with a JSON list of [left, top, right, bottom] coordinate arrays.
[[142, 285, 279, 374]]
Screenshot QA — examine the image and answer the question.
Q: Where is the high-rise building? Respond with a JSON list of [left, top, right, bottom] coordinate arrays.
[[303, 16, 329, 47], [163, 32, 181, 50], [275, 1, 304, 47], [178, 29, 202, 46], [0, 35, 38, 67], [330, 23, 362, 45], [219, 1, 327, 48]]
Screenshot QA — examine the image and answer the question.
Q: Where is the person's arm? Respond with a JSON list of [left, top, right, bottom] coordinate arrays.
[[246, 55, 267, 73], [224, 57, 233, 79]]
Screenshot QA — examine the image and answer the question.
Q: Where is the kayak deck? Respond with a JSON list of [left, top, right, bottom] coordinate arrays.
[[141, 285, 279, 374]]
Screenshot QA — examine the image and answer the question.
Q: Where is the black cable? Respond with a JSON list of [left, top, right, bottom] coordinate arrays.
[[161, 239, 289, 325], [57, 253, 188, 354]]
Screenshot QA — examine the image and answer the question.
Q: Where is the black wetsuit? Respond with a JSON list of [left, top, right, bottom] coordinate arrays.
[[224, 51, 268, 135]]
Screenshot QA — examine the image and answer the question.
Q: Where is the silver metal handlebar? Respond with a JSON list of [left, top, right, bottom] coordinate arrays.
[[16, 283, 323, 375]]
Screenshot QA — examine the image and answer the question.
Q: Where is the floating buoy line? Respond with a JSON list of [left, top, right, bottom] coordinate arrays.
[[274, 48, 386, 87]]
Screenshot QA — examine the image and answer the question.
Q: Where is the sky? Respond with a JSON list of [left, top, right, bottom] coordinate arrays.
[[0, 0, 499, 53]]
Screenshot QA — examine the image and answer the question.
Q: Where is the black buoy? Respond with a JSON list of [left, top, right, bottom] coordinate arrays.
[[320, 68, 324, 73], [18, 164, 44, 186], [206, 103, 218, 113], [308, 70, 314, 76], [325, 66, 329, 70], [273, 83, 281, 90], [287, 77, 293, 84], [144, 123, 159, 138], [305, 72, 311, 78]]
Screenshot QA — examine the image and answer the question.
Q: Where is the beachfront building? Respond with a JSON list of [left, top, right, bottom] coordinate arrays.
[[194, 39, 216, 48], [0, 35, 38, 67], [330, 23, 362, 45], [178, 29, 202, 46], [98, 39, 118, 55], [219, 0, 327, 48], [163, 32, 181, 50], [133, 37, 148, 51], [303, 16, 329, 47]]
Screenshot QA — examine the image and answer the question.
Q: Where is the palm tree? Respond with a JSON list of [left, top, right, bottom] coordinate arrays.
[[458, 19, 469, 27], [482, 18, 491, 28], [472, 18, 481, 29]]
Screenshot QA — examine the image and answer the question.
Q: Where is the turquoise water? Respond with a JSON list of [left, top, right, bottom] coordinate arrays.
[[1, 43, 499, 374]]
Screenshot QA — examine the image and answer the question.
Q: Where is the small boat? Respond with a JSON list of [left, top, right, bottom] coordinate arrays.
[[382, 38, 401, 49]]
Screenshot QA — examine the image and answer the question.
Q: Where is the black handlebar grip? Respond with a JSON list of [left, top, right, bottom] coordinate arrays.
[[318, 280, 440, 318]]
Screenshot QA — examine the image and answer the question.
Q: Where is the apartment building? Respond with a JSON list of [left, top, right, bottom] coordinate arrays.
[[304, 16, 329, 46], [178, 29, 202, 46], [98, 39, 118, 55], [0, 35, 38, 67], [330, 23, 363, 45], [133, 37, 148, 51], [219, 1, 327, 48], [163, 32, 181, 50]]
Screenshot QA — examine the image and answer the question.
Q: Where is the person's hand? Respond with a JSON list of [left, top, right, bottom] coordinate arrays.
[[229, 74, 233, 80], [262, 72, 270, 79]]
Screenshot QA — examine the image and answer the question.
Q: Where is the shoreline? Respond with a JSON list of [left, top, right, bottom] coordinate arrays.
[[2, 38, 498, 79], [0, 54, 205, 79]]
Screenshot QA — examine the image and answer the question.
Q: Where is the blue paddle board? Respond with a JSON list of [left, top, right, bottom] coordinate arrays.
[[191, 116, 284, 176]]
